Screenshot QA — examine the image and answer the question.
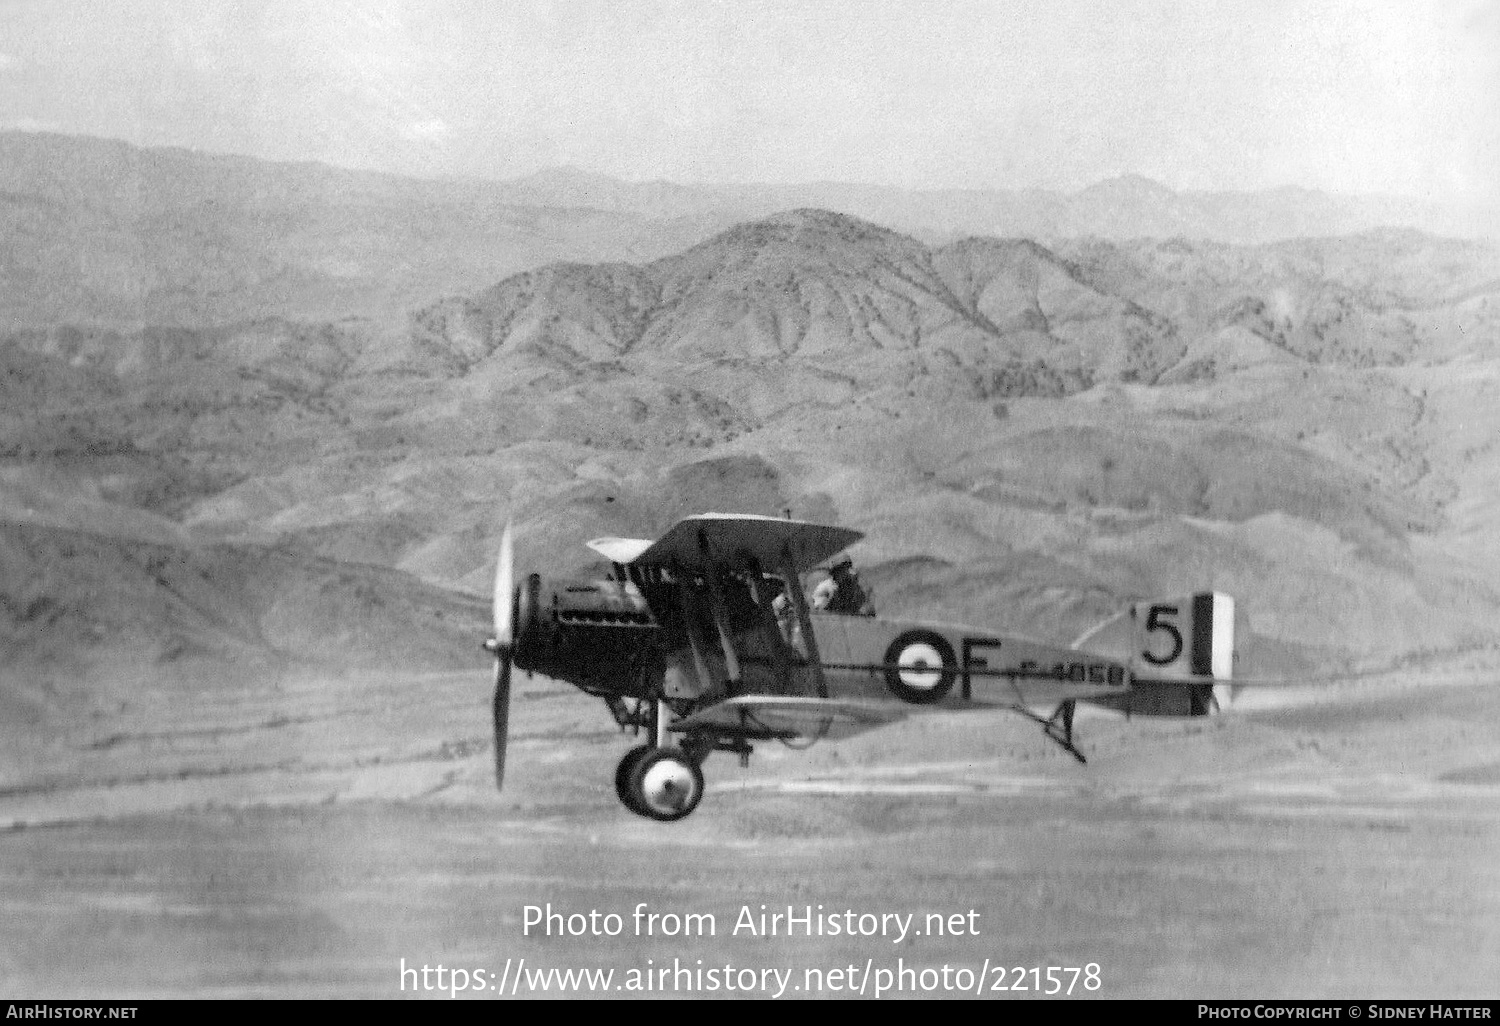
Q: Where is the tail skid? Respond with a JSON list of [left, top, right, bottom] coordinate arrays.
[[1011, 700, 1087, 764]]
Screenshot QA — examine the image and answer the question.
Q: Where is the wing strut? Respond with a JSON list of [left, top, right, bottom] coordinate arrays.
[[742, 553, 794, 697], [673, 561, 720, 697], [696, 530, 744, 694], [778, 543, 828, 699]]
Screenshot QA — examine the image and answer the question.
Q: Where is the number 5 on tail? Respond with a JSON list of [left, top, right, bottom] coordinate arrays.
[[1133, 592, 1243, 682]]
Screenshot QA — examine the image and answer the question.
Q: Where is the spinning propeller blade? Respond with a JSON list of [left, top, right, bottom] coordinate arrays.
[[492, 648, 511, 789], [494, 521, 514, 647], [490, 522, 515, 789]]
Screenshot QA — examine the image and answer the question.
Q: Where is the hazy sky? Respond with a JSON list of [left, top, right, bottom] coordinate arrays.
[[2, 0, 1496, 204]]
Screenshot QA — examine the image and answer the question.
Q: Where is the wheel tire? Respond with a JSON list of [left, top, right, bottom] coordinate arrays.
[[614, 744, 653, 814], [626, 747, 705, 822]]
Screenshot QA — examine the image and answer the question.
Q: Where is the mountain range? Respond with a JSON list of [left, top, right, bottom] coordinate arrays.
[[4, 132, 1500, 769], [3, 130, 1495, 332]]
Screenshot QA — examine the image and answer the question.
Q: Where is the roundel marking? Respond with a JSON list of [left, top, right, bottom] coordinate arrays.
[[883, 630, 957, 704]]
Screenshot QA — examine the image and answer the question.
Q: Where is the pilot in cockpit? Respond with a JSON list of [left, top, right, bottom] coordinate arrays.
[[810, 556, 874, 616]]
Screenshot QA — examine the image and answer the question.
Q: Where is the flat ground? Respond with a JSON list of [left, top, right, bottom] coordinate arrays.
[[2, 657, 1497, 999]]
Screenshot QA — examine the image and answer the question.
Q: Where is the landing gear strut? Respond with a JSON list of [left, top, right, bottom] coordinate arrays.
[[613, 700, 706, 820]]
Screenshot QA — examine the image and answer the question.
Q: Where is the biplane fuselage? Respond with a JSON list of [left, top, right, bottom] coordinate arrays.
[[487, 513, 1243, 820]]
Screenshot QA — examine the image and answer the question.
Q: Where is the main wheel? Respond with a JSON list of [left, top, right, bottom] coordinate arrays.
[[612, 741, 654, 816], [626, 747, 705, 821], [614, 743, 653, 814]]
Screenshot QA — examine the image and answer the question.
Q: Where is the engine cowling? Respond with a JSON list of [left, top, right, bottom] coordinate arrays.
[[551, 579, 658, 627], [510, 575, 663, 694]]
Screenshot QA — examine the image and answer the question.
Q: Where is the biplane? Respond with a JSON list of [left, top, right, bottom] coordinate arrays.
[[484, 513, 1246, 821]]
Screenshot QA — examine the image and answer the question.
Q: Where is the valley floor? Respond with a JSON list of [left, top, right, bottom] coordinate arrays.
[[2, 658, 1497, 999]]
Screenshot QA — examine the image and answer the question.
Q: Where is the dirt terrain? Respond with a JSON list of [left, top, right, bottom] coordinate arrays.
[[1, 651, 1497, 998]]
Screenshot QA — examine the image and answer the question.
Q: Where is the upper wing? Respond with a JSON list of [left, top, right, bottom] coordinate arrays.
[[628, 513, 863, 575], [669, 695, 906, 742], [585, 536, 654, 564]]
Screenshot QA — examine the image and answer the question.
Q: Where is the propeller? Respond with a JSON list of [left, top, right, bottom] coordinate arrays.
[[489, 521, 515, 789]]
